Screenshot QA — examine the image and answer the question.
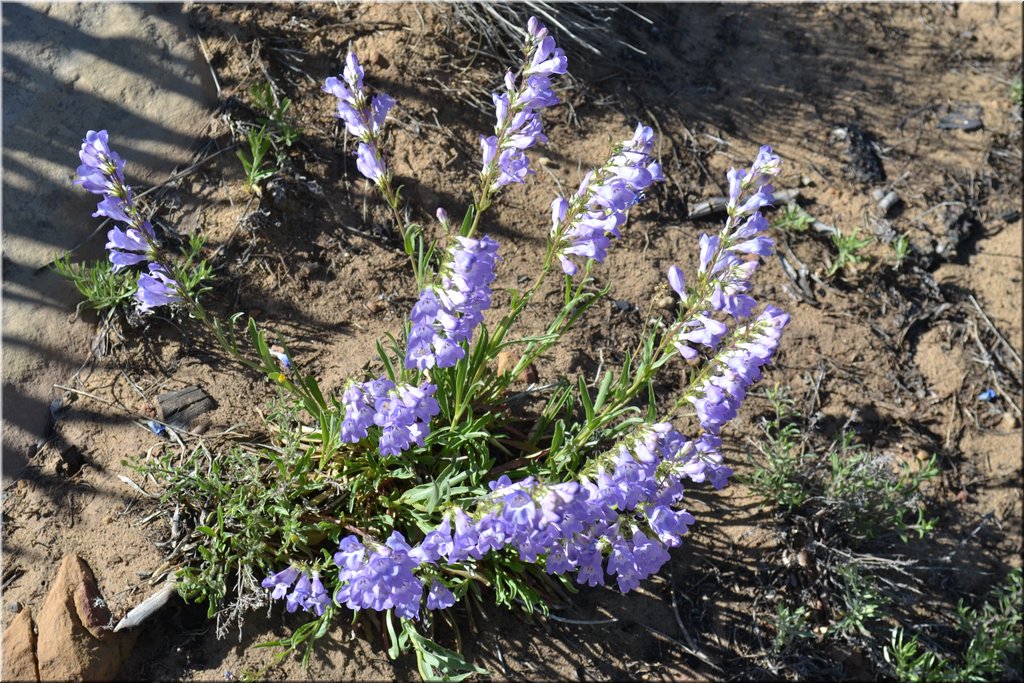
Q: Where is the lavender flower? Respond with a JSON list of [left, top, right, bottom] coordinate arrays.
[[426, 579, 456, 610], [263, 567, 330, 616], [332, 532, 424, 620], [553, 123, 664, 275], [479, 17, 566, 194], [688, 305, 790, 435], [340, 377, 440, 457], [75, 129, 125, 196], [405, 234, 500, 371], [105, 222, 158, 271], [323, 52, 394, 185], [261, 566, 300, 600], [135, 264, 181, 312]]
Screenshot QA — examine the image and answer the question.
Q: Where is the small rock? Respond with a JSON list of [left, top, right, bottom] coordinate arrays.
[[2, 607, 39, 682], [496, 350, 516, 376], [653, 293, 675, 310], [871, 187, 886, 202], [36, 555, 137, 681], [999, 412, 1020, 432], [878, 190, 900, 215], [538, 156, 558, 168], [7, 600, 23, 614]]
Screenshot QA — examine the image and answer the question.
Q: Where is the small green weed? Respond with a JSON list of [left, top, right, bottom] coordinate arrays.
[[176, 231, 214, 298], [236, 82, 303, 194], [748, 387, 938, 543], [1011, 74, 1022, 108], [829, 563, 887, 638], [890, 233, 911, 268], [772, 203, 815, 233], [250, 82, 302, 149], [748, 385, 811, 511], [827, 226, 873, 277], [137, 399, 345, 634], [237, 126, 277, 194], [886, 568, 1023, 682], [773, 603, 814, 653], [824, 432, 939, 543], [53, 253, 137, 316]]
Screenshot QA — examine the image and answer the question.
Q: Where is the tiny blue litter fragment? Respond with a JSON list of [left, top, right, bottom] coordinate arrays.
[[978, 388, 997, 402], [147, 420, 166, 435], [269, 348, 291, 368]]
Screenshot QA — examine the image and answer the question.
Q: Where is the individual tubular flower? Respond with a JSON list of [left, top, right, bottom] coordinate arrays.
[[552, 123, 664, 275], [135, 264, 182, 312], [404, 234, 500, 371], [105, 220, 159, 271], [261, 566, 300, 600], [323, 51, 395, 185], [479, 17, 566, 194], [426, 579, 456, 610]]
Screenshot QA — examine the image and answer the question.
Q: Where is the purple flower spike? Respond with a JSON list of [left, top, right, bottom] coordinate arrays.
[[404, 235, 500, 371], [554, 123, 663, 275], [479, 17, 565, 194], [323, 51, 394, 183], [75, 130, 125, 195]]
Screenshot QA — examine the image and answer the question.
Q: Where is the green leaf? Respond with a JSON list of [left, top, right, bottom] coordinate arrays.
[[578, 375, 595, 423], [593, 370, 614, 412]]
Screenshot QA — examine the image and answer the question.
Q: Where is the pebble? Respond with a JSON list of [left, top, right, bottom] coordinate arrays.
[[999, 412, 1020, 432], [612, 299, 633, 312], [871, 187, 886, 202], [653, 293, 675, 310], [878, 190, 900, 215], [6, 601, 22, 614]]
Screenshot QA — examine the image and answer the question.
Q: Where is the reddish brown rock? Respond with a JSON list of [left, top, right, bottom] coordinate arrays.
[[35, 555, 136, 681], [2, 607, 39, 682]]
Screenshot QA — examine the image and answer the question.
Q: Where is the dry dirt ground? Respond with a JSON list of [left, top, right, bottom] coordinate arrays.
[[2, 3, 1021, 681]]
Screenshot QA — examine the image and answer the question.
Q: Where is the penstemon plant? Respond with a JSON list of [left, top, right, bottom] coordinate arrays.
[[72, 17, 789, 679]]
